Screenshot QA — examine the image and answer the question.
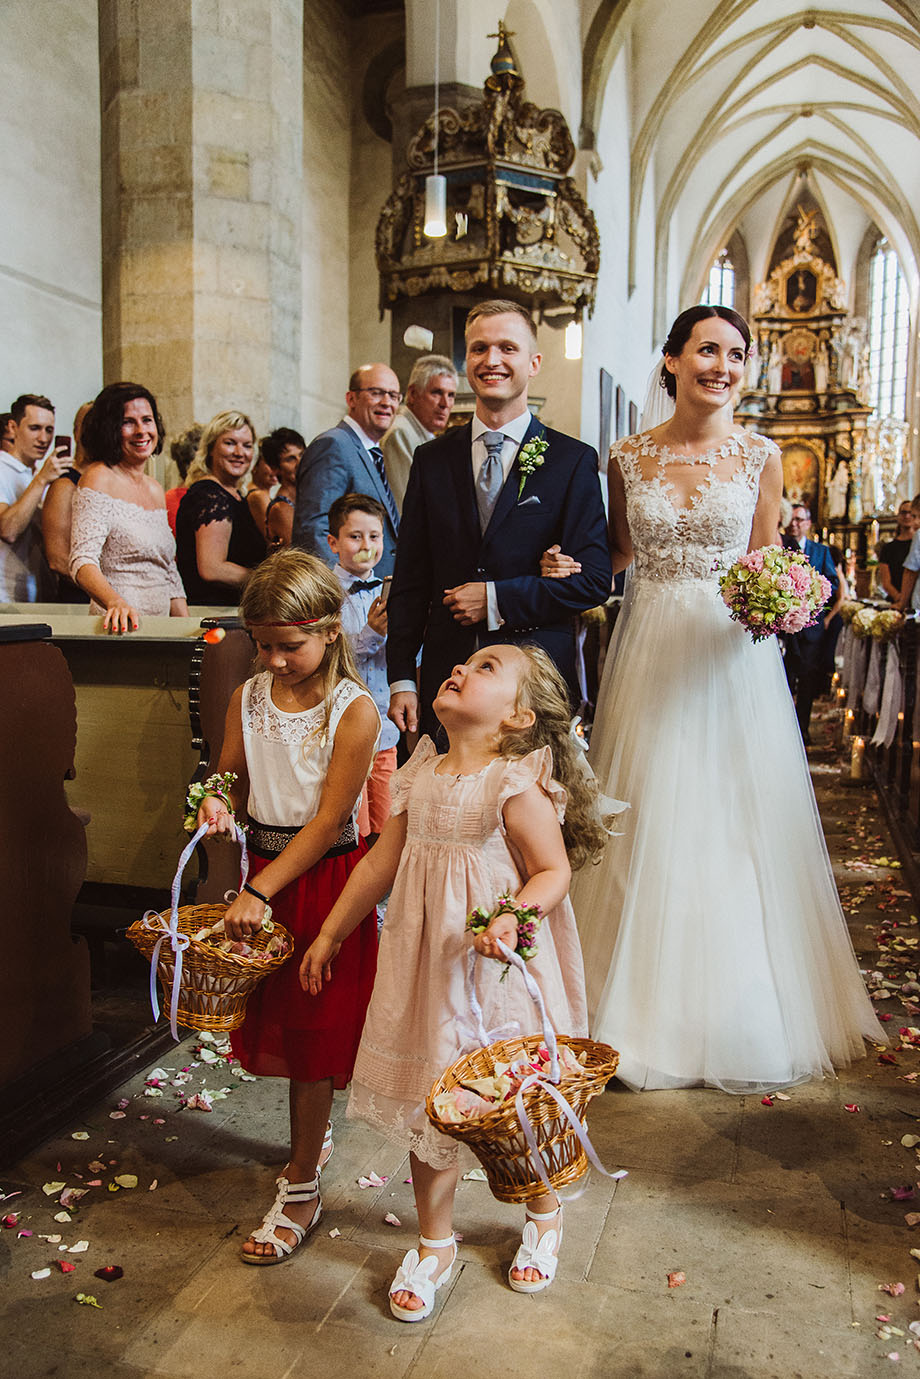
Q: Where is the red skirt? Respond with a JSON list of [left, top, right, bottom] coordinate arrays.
[[230, 845, 377, 1087]]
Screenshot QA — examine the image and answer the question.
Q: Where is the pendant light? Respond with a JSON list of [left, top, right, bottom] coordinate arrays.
[[423, 0, 447, 238]]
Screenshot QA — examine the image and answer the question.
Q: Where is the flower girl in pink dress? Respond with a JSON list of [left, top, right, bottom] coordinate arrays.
[[302, 643, 610, 1321]]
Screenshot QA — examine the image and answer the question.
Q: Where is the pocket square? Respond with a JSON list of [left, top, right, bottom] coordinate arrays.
[[517, 494, 541, 507]]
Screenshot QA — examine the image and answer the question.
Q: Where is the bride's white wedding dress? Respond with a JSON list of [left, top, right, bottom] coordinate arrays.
[[573, 431, 881, 1092]]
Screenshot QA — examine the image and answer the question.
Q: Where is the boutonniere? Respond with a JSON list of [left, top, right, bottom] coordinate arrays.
[[517, 431, 549, 499]]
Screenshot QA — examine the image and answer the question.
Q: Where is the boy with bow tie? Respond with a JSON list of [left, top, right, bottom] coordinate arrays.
[[328, 492, 398, 839]]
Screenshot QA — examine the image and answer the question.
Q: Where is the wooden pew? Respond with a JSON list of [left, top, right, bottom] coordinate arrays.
[[0, 625, 92, 1086]]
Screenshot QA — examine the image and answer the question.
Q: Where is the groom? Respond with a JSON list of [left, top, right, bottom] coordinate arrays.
[[387, 299, 612, 740]]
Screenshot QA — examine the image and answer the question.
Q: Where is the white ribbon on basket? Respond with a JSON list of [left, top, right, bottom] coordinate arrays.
[[871, 642, 903, 748], [140, 819, 250, 1040], [863, 640, 882, 715], [465, 941, 625, 1202]]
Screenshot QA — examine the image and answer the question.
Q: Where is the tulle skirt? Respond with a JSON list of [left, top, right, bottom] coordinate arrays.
[[572, 575, 882, 1093]]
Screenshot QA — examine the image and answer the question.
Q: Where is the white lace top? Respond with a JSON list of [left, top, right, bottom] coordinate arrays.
[[613, 430, 777, 584], [70, 487, 185, 614], [241, 673, 379, 827]]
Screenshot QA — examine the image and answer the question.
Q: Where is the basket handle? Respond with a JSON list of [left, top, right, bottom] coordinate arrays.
[[143, 819, 250, 1041], [467, 939, 560, 1083], [471, 938, 626, 1204]]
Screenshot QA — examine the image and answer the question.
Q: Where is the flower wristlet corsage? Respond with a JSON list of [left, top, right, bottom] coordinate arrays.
[[183, 771, 239, 833], [517, 431, 549, 499], [466, 892, 543, 981]]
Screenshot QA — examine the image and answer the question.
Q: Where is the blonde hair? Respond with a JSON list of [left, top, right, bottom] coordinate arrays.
[[187, 409, 257, 485], [496, 644, 609, 871], [241, 548, 364, 730]]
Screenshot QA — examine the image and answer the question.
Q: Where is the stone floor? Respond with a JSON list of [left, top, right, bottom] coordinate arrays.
[[4, 700, 920, 1379]]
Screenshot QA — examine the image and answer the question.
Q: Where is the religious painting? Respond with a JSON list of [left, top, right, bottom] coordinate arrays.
[[785, 268, 817, 314], [781, 442, 821, 515]]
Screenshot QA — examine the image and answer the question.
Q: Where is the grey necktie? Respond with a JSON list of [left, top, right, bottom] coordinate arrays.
[[476, 431, 505, 533]]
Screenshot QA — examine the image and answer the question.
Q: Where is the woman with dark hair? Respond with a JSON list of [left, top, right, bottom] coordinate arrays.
[[70, 382, 187, 632], [175, 409, 266, 604], [256, 427, 304, 549], [546, 304, 880, 1092]]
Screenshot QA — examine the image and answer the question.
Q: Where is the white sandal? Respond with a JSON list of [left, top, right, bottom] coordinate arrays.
[[319, 1122, 334, 1173], [240, 1173, 322, 1266], [507, 1204, 563, 1293], [388, 1234, 457, 1321]]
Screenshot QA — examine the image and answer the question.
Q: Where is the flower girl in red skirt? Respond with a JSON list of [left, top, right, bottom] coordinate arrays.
[[197, 548, 379, 1264]]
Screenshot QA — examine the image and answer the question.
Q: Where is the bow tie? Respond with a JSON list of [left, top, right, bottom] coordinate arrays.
[[348, 578, 383, 594]]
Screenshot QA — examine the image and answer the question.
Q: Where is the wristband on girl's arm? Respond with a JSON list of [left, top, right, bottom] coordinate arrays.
[[466, 891, 543, 978], [184, 771, 239, 832]]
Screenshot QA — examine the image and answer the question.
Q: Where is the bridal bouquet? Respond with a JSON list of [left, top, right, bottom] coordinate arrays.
[[718, 545, 831, 641]]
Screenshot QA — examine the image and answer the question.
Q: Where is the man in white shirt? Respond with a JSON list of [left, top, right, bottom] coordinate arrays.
[[0, 394, 69, 602], [292, 363, 402, 577], [386, 300, 612, 740], [380, 354, 457, 511]]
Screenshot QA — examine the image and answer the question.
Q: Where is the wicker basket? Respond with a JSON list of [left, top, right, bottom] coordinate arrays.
[[127, 902, 292, 1033], [426, 1030, 619, 1204]]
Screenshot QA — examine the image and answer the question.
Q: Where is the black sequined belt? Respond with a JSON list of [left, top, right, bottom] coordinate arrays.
[[246, 816, 358, 860]]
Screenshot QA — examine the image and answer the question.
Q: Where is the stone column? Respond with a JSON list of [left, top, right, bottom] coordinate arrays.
[[98, 0, 303, 437]]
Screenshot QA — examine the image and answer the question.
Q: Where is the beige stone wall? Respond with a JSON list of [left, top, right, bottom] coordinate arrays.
[[0, 0, 102, 434]]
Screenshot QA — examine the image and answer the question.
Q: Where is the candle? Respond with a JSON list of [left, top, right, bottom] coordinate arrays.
[[850, 736, 865, 780], [844, 708, 854, 738], [832, 670, 840, 688]]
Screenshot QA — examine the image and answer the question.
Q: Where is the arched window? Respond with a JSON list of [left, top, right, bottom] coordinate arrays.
[[868, 241, 909, 419], [702, 250, 735, 308]]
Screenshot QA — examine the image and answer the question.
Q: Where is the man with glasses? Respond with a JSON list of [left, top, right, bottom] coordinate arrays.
[[293, 362, 402, 574]]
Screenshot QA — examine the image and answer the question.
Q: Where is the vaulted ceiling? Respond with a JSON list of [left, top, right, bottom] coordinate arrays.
[[583, 0, 920, 331]]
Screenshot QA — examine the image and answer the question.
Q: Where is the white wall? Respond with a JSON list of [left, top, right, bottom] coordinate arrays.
[[0, 0, 102, 439]]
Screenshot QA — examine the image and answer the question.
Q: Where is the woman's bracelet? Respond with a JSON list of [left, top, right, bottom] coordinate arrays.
[[243, 881, 270, 904], [466, 892, 543, 979], [184, 771, 239, 833], [241, 881, 274, 929]]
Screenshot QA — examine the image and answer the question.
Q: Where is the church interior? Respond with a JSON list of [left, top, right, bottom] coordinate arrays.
[[3, 3, 920, 1375]]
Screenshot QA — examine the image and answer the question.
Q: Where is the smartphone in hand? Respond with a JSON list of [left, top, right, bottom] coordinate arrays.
[[378, 575, 393, 608], [55, 434, 72, 457]]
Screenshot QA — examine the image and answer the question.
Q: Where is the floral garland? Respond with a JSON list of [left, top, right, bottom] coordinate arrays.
[[183, 771, 239, 833], [466, 892, 543, 981], [517, 431, 549, 499]]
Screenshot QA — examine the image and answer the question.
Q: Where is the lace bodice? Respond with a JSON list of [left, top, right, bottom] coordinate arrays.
[[613, 431, 777, 584]]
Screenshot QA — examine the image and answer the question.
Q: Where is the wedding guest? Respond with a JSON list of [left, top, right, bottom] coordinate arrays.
[[164, 423, 203, 535], [71, 382, 187, 632], [0, 393, 67, 602], [258, 427, 305, 550], [42, 401, 93, 602], [781, 503, 841, 745], [175, 410, 266, 605], [380, 354, 457, 510], [877, 500, 916, 600]]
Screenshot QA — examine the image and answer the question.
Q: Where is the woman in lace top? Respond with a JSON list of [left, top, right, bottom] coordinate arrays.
[[547, 305, 881, 1093], [175, 410, 267, 605], [70, 383, 187, 632]]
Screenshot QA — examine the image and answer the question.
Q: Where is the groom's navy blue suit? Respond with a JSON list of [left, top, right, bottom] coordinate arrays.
[[386, 414, 612, 739], [781, 534, 840, 739]]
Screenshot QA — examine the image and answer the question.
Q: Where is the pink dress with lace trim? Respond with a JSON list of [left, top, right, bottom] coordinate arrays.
[[347, 738, 588, 1169]]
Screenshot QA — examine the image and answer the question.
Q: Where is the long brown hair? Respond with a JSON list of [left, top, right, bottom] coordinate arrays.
[[496, 644, 610, 871], [240, 548, 364, 730]]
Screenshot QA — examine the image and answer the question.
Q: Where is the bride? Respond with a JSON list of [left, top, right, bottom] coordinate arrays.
[[549, 304, 881, 1092]]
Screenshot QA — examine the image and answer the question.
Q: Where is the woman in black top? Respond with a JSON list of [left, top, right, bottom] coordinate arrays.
[[175, 410, 266, 605], [877, 500, 916, 599]]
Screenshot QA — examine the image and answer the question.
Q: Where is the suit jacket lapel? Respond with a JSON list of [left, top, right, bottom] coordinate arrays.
[[482, 412, 540, 541], [446, 422, 480, 547], [340, 422, 396, 533]]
